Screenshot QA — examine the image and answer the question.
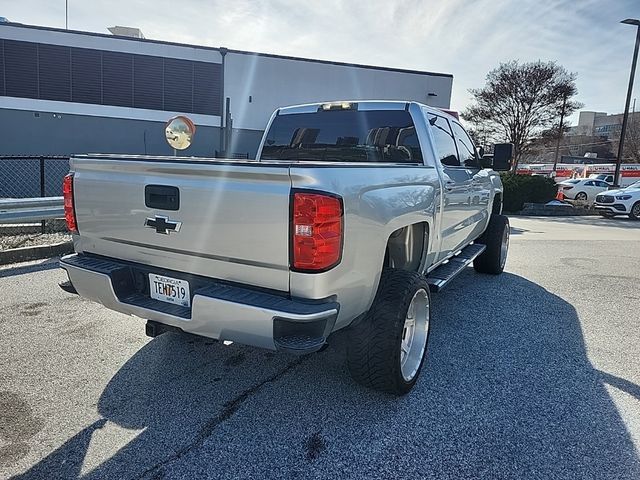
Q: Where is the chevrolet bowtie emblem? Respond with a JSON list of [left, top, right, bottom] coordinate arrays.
[[144, 215, 182, 234]]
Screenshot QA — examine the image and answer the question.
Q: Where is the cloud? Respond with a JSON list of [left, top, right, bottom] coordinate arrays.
[[2, 0, 639, 121]]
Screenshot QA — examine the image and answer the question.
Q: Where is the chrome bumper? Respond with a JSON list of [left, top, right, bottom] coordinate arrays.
[[60, 254, 338, 352]]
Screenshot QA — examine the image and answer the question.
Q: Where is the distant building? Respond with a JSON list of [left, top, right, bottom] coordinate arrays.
[[0, 22, 453, 158], [568, 110, 640, 139]]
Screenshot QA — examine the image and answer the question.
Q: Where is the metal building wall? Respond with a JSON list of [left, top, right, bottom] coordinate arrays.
[[0, 23, 454, 159], [0, 108, 221, 157], [224, 51, 453, 134]]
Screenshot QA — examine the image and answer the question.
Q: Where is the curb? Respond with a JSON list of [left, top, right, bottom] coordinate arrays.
[[0, 220, 68, 235], [517, 203, 599, 216], [0, 241, 73, 266]]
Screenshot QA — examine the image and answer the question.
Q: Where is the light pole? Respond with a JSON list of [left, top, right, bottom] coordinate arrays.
[[614, 18, 640, 187], [65, 0, 68, 29], [552, 91, 568, 173]]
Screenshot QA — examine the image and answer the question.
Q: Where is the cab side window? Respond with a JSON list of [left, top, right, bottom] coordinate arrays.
[[427, 113, 459, 167], [451, 121, 479, 168]]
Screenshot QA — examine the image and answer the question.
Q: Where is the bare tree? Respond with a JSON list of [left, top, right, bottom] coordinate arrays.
[[462, 61, 582, 170]]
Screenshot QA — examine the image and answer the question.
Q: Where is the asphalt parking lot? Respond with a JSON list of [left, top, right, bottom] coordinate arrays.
[[1, 216, 639, 479]]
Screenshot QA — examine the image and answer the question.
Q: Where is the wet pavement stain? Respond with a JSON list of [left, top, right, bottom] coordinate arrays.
[[223, 352, 246, 367], [0, 391, 44, 466], [19, 302, 49, 317], [304, 431, 326, 462]]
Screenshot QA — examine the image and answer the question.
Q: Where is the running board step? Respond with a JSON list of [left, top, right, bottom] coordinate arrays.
[[426, 244, 486, 292]]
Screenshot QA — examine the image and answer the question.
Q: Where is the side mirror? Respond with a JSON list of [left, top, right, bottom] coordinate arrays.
[[492, 143, 513, 171], [480, 155, 493, 168]]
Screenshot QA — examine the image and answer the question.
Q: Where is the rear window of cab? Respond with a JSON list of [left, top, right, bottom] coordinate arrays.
[[261, 109, 422, 163]]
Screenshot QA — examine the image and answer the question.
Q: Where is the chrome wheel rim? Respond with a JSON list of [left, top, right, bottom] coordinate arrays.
[[633, 203, 640, 217], [500, 225, 510, 269], [576, 193, 587, 201], [400, 289, 430, 382]]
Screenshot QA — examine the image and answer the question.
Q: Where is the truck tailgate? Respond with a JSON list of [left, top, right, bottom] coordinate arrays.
[[71, 156, 291, 292]]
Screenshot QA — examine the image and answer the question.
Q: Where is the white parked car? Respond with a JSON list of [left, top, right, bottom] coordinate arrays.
[[558, 178, 609, 203], [595, 180, 640, 220]]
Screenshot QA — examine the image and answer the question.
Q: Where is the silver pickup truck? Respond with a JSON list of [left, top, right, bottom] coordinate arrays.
[[60, 101, 512, 394]]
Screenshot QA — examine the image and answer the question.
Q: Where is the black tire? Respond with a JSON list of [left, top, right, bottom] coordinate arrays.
[[630, 201, 640, 220], [474, 214, 510, 274], [347, 269, 431, 395]]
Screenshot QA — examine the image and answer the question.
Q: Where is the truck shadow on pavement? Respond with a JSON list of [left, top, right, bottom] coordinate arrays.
[[14, 272, 640, 479], [0, 260, 59, 279]]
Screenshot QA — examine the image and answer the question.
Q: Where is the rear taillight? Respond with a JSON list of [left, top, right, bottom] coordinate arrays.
[[291, 192, 343, 271], [63, 173, 78, 233], [563, 186, 573, 190]]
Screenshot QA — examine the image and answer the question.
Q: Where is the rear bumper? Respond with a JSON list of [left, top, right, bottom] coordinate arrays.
[[60, 254, 339, 353]]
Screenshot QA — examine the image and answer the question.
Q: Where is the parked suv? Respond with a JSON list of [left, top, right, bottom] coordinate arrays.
[[595, 180, 640, 219]]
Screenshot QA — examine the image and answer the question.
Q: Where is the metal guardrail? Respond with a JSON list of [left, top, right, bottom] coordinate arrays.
[[0, 197, 64, 224]]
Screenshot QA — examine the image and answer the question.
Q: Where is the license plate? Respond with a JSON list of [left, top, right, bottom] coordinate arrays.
[[149, 274, 191, 307]]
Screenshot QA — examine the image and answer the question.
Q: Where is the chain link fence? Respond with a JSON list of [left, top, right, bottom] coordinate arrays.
[[1, 156, 71, 251]]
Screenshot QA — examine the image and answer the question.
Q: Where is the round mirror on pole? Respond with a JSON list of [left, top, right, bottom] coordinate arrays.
[[165, 116, 196, 151]]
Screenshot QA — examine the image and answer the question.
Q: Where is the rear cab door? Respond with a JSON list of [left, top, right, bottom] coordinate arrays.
[[449, 120, 492, 239], [422, 110, 475, 260]]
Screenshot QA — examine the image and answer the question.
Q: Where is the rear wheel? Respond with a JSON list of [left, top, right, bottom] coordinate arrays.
[[575, 192, 588, 202], [474, 214, 510, 274], [630, 201, 640, 220], [347, 269, 431, 395]]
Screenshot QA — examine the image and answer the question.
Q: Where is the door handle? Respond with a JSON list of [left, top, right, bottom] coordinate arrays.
[[445, 180, 455, 191], [145, 185, 180, 210]]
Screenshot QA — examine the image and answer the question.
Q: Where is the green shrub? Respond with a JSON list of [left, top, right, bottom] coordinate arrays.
[[500, 173, 557, 212]]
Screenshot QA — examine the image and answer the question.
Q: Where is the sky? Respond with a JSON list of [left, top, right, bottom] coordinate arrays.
[[2, 0, 639, 124]]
